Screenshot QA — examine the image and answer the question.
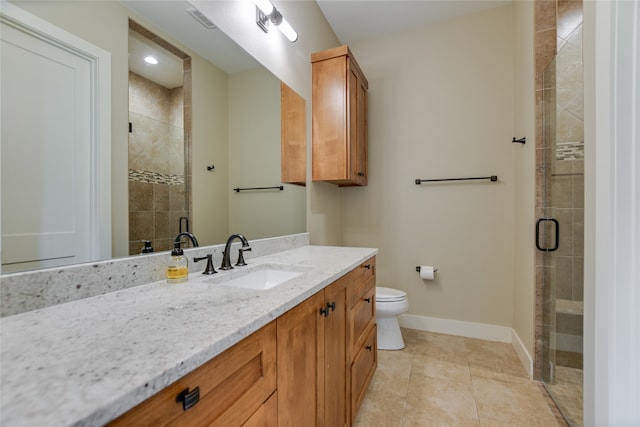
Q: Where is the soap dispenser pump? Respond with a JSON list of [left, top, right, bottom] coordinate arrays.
[[166, 242, 188, 284]]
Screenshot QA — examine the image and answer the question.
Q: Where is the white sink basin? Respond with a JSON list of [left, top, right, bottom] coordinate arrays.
[[220, 268, 303, 290]]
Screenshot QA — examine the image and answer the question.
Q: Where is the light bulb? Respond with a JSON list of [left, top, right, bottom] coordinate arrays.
[[254, 0, 273, 16], [277, 17, 298, 42], [144, 56, 158, 65]]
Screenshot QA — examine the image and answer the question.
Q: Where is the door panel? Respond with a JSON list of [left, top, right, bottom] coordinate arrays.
[[1, 10, 107, 272]]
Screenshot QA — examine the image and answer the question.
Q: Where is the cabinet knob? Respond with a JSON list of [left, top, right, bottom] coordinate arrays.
[[357, 172, 365, 177], [327, 302, 336, 312], [176, 386, 200, 411], [363, 297, 371, 303], [320, 307, 329, 317], [363, 264, 371, 270], [366, 345, 373, 351]]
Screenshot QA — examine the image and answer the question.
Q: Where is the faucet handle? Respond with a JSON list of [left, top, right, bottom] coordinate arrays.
[[236, 246, 252, 266], [193, 254, 217, 275]]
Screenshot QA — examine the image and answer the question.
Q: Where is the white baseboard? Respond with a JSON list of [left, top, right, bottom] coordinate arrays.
[[399, 314, 534, 377], [511, 328, 534, 377]]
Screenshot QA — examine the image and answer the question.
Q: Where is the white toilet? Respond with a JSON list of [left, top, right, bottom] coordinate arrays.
[[376, 287, 409, 350]]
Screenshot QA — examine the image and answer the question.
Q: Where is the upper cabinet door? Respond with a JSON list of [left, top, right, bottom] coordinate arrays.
[[311, 45, 368, 187], [281, 82, 307, 186]]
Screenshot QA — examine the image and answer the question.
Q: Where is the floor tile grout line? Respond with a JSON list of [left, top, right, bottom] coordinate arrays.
[[467, 356, 486, 427]]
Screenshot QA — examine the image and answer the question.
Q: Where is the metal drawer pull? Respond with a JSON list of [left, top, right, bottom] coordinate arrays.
[[363, 264, 371, 270], [320, 302, 336, 317], [176, 386, 200, 411], [366, 345, 373, 351], [363, 297, 371, 303]]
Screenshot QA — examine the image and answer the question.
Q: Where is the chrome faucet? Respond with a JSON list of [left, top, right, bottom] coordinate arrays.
[[220, 234, 251, 270], [174, 232, 199, 248]]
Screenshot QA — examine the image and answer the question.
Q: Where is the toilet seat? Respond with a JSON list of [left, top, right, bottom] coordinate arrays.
[[376, 286, 407, 302]]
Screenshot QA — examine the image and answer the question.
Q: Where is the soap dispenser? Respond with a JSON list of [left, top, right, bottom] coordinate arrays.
[[141, 240, 154, 254], [166, 242, 188, 284]]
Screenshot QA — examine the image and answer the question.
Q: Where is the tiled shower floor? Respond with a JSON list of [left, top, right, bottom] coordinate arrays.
[[354, 328, 568, 426]]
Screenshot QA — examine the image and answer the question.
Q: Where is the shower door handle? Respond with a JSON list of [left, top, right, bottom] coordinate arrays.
[[536, 218, 559, 252]]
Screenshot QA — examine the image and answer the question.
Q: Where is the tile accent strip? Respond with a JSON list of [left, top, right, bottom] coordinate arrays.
[[129, 169, 184, 185], [555, 141, 584, 160]]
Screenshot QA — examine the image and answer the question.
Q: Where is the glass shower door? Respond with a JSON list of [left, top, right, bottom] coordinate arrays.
[[539, 26, 585, 426]]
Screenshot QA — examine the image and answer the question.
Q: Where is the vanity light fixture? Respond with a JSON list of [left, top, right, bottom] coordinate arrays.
[[144, 55, 158, 65], [255, 0, 298, 43]]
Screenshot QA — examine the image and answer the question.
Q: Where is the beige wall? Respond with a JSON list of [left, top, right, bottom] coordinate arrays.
[[190, 55, 229, 246], [227, 67, 306, 239], [343, 6, 517, 327], [190, 0, 344, 246], [512, 0, 537, 358]]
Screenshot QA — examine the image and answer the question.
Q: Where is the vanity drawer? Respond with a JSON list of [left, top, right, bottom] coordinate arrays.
[[108, 321, 276, 427], [350, 324, 377, 422], [349, 257, 376, 300], [349, 278, 375, 355], [348, 257, 376, 310]]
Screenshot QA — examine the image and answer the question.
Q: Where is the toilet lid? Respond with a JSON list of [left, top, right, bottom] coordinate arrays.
[[376, 287, 407, 302]]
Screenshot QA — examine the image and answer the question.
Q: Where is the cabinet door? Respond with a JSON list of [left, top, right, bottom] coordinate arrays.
[[324, 278, 349, 427], [347, 61, 368, 186], [356, 68, 368, 186], [281, 82, 306, 186], [277, 292, 325, 427], [312, 56, 348, 183], [243, 391, 278, 427]]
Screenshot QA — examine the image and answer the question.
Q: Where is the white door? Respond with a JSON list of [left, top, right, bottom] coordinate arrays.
[[1, 5, 111, 273]]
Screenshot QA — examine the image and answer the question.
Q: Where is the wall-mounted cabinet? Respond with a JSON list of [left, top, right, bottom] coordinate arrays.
[[281, 82, 306, 186], [311, 45, 368, 187]]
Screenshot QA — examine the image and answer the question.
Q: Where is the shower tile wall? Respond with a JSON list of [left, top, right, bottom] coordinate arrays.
[[128, 71, 187, 254]]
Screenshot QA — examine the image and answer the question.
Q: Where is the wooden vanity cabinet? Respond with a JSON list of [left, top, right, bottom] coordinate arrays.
[[277, 276, 349, 427], [108, 322, 277, 427], [277, 256, 377, 427], [311, 45, 368, 186], [109, 258, 376, 427], [281, 82, 306, 186]]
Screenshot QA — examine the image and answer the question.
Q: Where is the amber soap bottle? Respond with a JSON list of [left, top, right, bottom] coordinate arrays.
[[166, 242, 188, 283]]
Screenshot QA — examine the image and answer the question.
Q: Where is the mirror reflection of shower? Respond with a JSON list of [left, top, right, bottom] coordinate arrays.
[[127, 21, 192, 255]]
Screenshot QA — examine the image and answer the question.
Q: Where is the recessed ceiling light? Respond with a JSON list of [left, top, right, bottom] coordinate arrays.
[[144, 56, 158, 65]]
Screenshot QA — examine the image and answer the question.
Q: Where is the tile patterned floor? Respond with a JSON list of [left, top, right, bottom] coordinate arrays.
[[354, 328, 569, 427]]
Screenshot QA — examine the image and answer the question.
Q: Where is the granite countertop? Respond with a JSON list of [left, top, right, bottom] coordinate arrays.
[[0, 245, 377, 427]]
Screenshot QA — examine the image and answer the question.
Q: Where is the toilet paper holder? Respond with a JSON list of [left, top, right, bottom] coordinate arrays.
[[415, 266, 438, 272]]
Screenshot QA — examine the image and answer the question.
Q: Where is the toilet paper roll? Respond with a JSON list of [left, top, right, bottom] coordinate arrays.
[[419, 266, 436, 280]]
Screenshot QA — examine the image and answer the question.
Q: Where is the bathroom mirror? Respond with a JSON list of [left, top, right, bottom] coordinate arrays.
[[0, 0, 306, 273]]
